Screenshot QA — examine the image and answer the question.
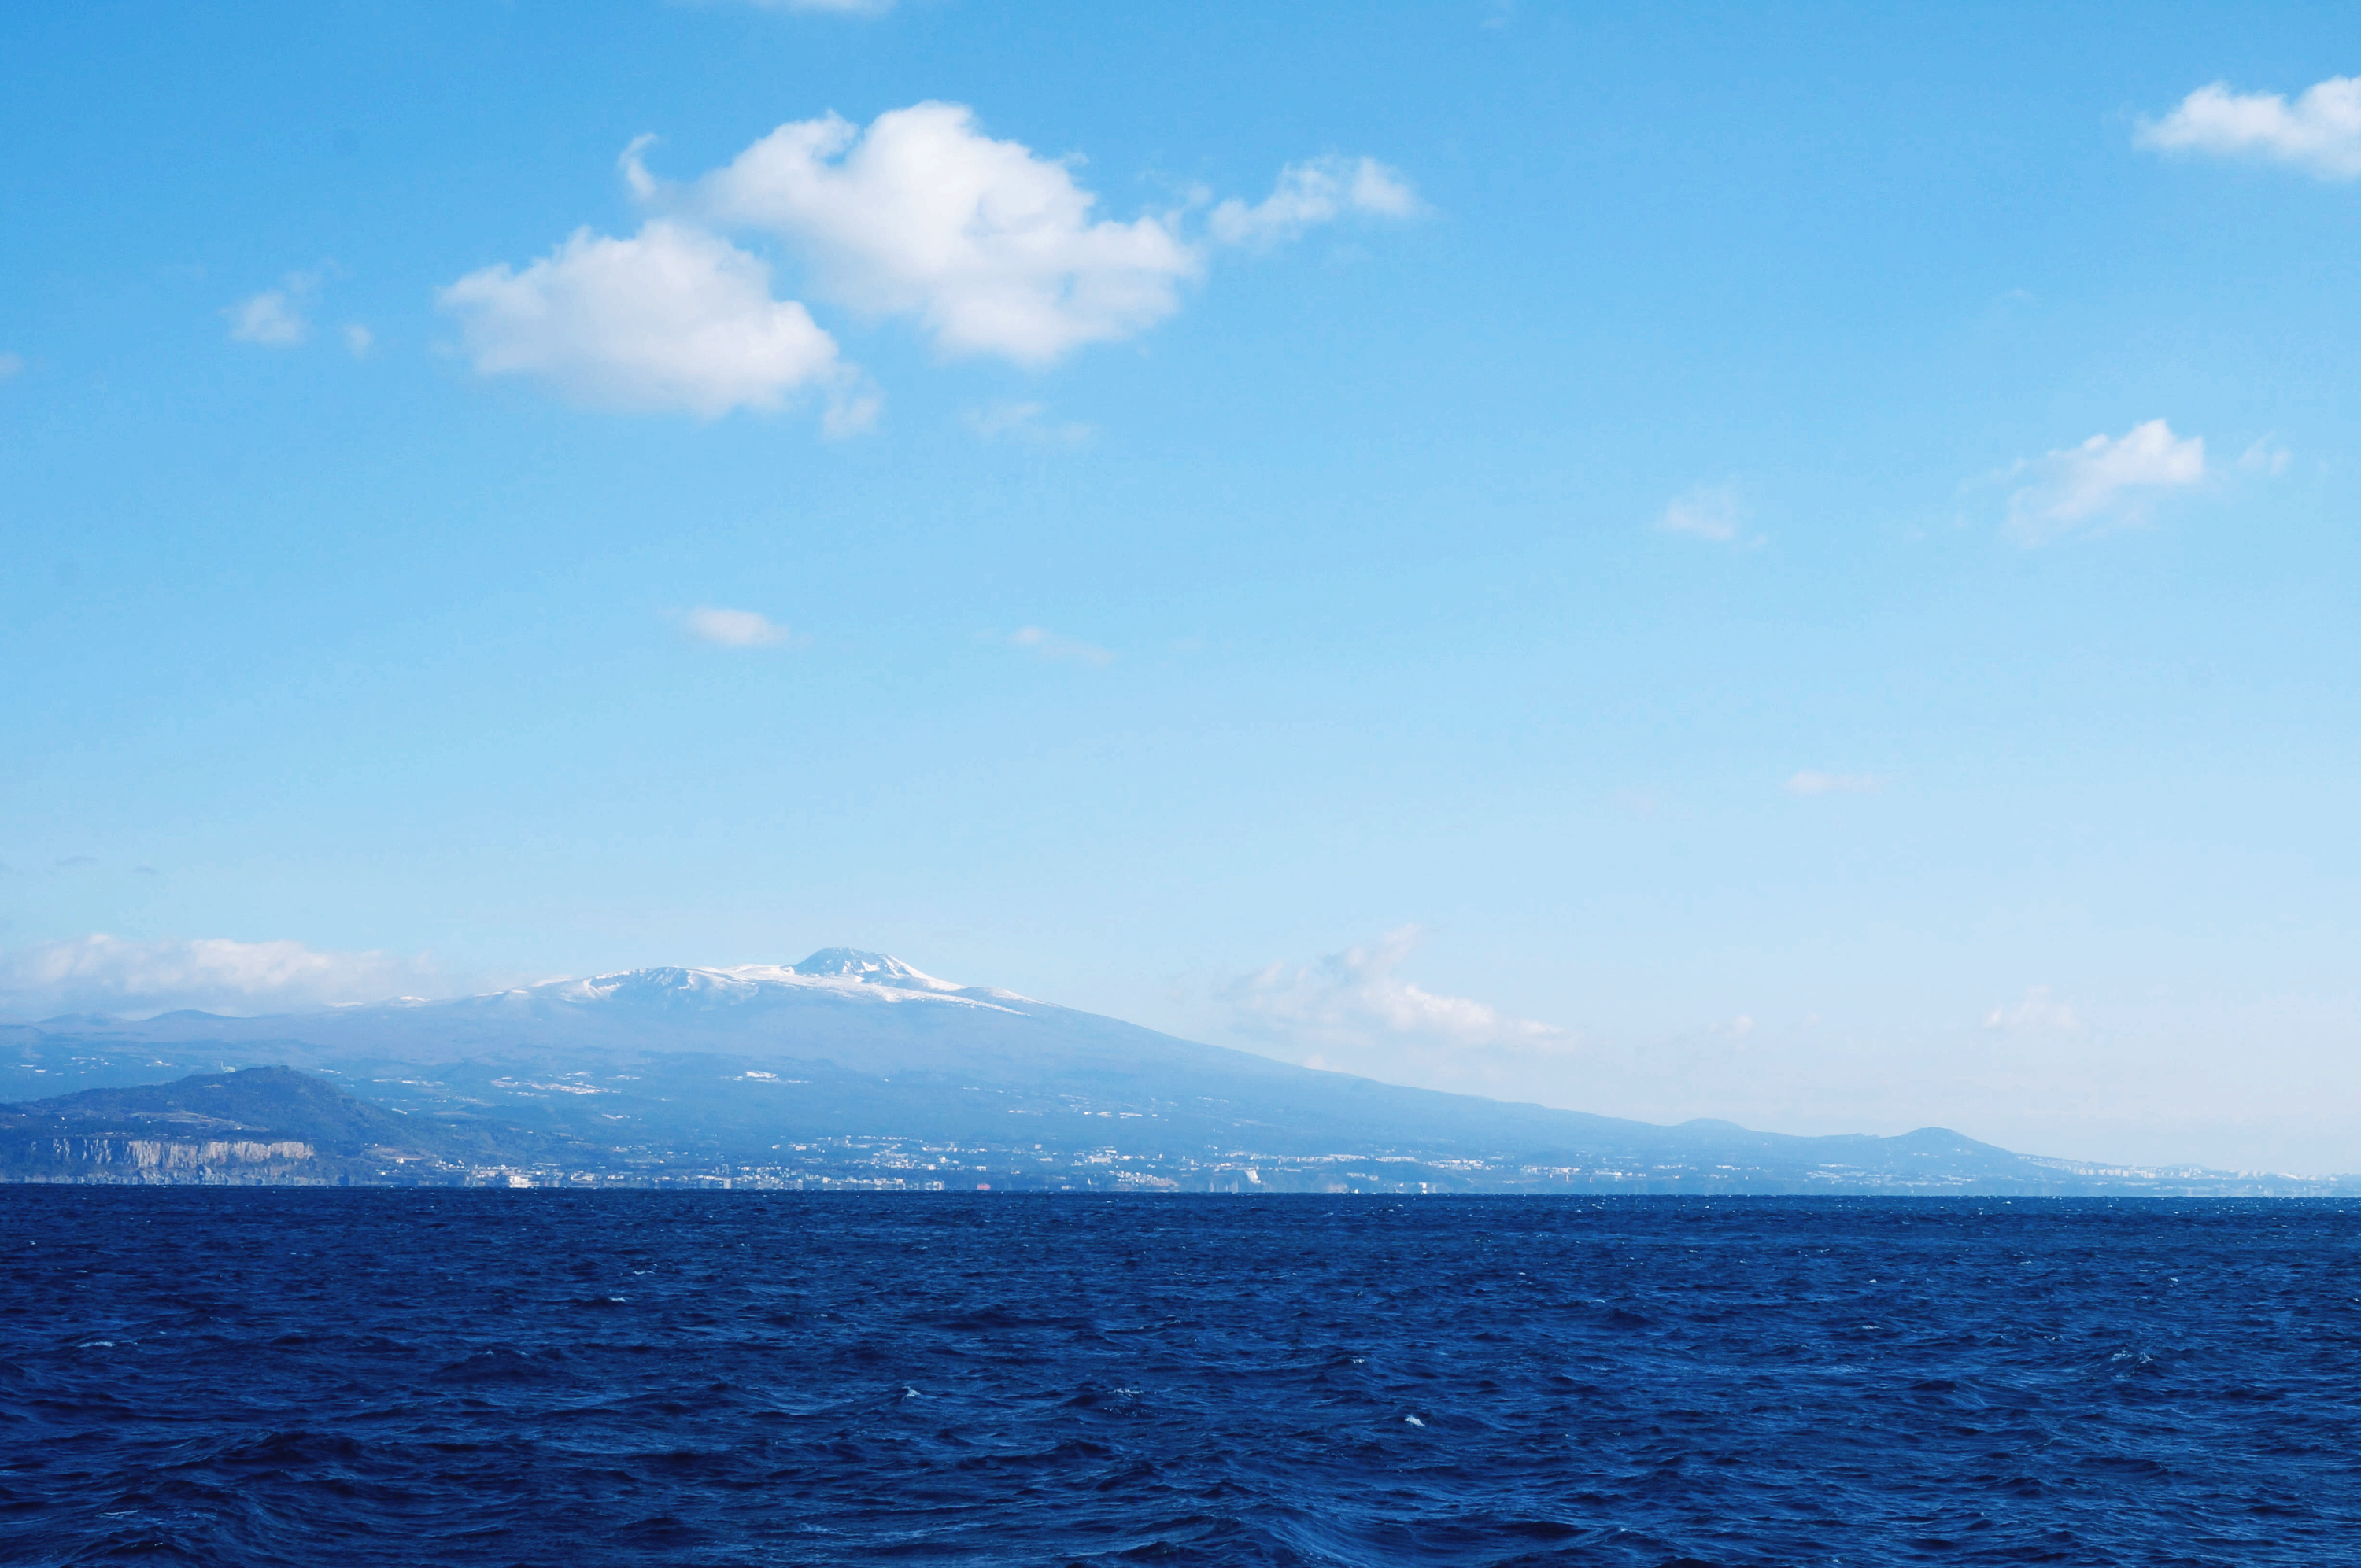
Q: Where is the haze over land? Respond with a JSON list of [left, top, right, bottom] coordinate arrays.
[[6, 950, 2352, 1192], [6, 932, 2356, 1175], [5, 6, 2360, 1175]]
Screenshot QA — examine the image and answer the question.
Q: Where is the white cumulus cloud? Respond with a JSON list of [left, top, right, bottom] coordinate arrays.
[[438, 220, 860, 422], [226, 273, 320, 346], [2137, 77, 2361, 179], [1983, 985, 2081, 1034], [1209, 154, 1423, 247], [459, 105, 1417, 412], [0, 934, 451, 1020], [1225, 927, 1582, 1098], [2004, 419, 2206, 545], [682, 102, 1202, 364], [685, 606, 796, 647]]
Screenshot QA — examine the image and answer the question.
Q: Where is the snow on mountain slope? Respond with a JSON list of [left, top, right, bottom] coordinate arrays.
[[414, 949, 1031, 1022], [55, 949, 1190, 1079], [323, 944, 1034, 1029]]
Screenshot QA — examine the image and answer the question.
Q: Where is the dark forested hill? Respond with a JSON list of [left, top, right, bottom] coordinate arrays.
[[0, 1066, 586, 1184]]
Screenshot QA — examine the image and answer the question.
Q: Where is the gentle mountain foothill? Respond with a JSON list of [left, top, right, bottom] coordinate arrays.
[[5, 950, 2348, 1194]]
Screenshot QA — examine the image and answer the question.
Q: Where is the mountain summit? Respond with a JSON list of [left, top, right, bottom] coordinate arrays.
[[787, 949, 960, 990]]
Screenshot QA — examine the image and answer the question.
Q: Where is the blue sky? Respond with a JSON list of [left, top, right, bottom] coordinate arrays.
[[5, 2, 2359, 1170]]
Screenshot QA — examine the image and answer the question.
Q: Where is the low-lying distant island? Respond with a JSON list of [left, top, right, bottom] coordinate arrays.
[[5, 950, 2348, 1196]]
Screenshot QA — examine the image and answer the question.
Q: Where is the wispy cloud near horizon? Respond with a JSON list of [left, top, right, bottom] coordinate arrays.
[[1224, 927, 1583, 1096], [0, 934, 464, 1020]]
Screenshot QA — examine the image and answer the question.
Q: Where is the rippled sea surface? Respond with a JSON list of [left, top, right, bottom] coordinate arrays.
[[5, 1192, 2358, 1566]]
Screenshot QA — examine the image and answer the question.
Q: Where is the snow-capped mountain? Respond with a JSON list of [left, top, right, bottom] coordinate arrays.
[[53, 948, 1192, 1081], [3, 946, 2247, 1192], [411, 949, 1030, 1023]]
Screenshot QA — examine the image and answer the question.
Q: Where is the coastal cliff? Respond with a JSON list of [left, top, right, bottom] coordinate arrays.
[[27, 1135, 314, 1173]]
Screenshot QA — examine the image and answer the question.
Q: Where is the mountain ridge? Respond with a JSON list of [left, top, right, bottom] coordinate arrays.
[[8, 950, 2352, 1194]]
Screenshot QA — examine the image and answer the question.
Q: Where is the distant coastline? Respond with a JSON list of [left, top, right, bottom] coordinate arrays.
[[6, 1062, 2353, 1198]]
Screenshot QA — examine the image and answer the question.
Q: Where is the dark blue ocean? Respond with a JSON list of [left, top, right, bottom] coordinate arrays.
[[4, 1193, 2356, 1566]]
